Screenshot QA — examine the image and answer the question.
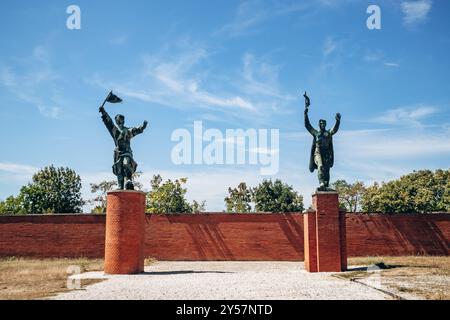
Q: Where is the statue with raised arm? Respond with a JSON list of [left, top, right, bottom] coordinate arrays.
[[303, 92, 341, 191], [99, 91, 148, 190]]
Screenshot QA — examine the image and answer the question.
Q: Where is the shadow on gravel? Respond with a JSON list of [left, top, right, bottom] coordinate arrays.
[[346, 263, 401, 272], [139, 270, 233, 275]]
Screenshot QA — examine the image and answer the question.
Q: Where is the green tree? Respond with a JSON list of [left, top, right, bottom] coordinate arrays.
[[18, 165, 84, 214], [361, 169, 450, 213], [332, 179, 366, 212], [252, 179, 304, 213], [0, 194, 25, 215], [224, 182, 252, 213], [88, 171, 143, 213], [191, 200, 207, 213], [89, 180, 117, 213], [146, 174, 205, 214]]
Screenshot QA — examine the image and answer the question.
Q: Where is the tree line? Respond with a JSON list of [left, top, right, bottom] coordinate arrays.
[[0, 165, 448, 215]]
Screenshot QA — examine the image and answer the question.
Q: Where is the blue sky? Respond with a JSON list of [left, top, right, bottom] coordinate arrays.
[[1, 0, 449, 210]]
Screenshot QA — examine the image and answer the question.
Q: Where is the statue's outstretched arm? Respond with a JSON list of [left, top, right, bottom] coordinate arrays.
[[131, 120, 148, 137], [331, 113, 341, 135], [304, 109, 317, 136]]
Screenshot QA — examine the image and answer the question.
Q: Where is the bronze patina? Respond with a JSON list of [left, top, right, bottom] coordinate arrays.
[[303, 92, 341, 191], [99, 91, 148, 190]]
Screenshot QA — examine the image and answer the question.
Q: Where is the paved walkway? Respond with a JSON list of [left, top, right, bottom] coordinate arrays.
[[54, 261, 390, 300]]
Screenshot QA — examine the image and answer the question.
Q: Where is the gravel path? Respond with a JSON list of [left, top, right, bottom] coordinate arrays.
[[54, 261, 390, 300]]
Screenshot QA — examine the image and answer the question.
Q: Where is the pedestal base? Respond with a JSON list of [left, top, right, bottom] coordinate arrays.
[[104, 190, 146, 274], [304, 192, 347, 272]]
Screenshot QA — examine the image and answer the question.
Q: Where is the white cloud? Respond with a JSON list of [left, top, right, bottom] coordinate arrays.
[[383, 62, 400, 67], [372, 106, 437, 126], [241, 53, 294, 102], [0, 163, 37, 175], [215, 0, 309, 38], [363, 50, 400, 68], [0, 45, 62, 119], [337, 129, 450, 159], [401, 0, 432, 26], [323, 37, 338, 57], [364, 51, 383, 63], [89, 40, 303, 125], [90, 43, 257, 114]]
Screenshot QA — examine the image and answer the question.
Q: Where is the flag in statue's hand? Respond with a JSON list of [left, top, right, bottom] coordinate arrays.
[[106, 91, 123, 104]]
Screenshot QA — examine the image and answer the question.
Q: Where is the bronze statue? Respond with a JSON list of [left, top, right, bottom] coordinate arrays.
[[303, 92, 341, 191], [99, 91, 148, 190]]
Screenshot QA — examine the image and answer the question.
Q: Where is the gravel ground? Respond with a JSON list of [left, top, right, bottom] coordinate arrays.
[[54, 261, 391, 300]]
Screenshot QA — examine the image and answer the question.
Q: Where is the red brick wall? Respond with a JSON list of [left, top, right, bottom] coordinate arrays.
[[144, 214, 304, 261], [0, 213, 448, 259], [0, 215, 105, 258], [346, 214, 450, 256]]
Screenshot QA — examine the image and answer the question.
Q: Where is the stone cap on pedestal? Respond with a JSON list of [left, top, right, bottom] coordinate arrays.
[[312, 191, 338, 196], [107, 190, 147, 195]]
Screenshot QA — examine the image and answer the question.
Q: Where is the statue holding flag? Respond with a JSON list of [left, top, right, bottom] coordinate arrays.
[[303, 91, 341, 191], [99, 91, 148, 190]]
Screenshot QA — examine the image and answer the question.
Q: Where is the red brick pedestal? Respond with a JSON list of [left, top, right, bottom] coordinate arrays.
[[304, 192, 347, 272], [104, 190, 146, 274]]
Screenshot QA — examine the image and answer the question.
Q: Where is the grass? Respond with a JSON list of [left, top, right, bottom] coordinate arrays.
[[343, 256, 450, 300], [0, 257, 105, 300], [0, 257, 157, 300]]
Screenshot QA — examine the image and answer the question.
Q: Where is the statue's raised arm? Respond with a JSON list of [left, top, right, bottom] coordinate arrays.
[[330, 113, 341, 135], [303, 92, 317, 135], [131, 121, 148, 137], [99, 105, 117, 140]]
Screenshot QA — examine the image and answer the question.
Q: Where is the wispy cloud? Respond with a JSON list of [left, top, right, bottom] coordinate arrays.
[[323, 37, 338, 57], [372, 106, 437, 126], [215, 0, 310, 38], [241, 53, 294, 103], [0, 163, 37, 175], [89, 38, 300, 124], [0, 45, 62, 119], [363, 50, 400, 68], [315, 36, 345, 76], [90, 41, 256, 113], [401, 0, 433, 26], [337, 128, 450, 159], [383, 62, 400, 68], [0, 162, 38, 187]]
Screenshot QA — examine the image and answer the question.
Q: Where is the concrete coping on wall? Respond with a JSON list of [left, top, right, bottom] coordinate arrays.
[[0, 212, 449, 218]]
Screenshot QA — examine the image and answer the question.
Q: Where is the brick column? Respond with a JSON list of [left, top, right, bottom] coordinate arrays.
[[104, 190, 146, 274], [339, 210, 347, 271], [303, 209, 317, 272], [304, 191, 346, 272]]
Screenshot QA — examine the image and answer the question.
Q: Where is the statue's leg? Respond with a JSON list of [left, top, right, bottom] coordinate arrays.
[[324, 167, 330, 188], [116, 159, 125, 190], [123, 157, 134, 190], [117, 175, 124, 190], [315, 153, 326, 190]]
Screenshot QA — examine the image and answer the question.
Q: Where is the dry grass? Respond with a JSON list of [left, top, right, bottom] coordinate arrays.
[[344, 256, 450, 300], [0, 257, 105, 300], [0, 257, 158, 300]]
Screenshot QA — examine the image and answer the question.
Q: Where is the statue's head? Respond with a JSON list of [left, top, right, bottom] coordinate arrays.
[[319, 119, 327, 131], [115, 114, 125, 128]]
